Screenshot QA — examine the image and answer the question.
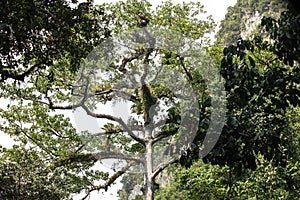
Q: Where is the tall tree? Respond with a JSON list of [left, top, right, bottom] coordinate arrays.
[[0, 0, 215, 199]]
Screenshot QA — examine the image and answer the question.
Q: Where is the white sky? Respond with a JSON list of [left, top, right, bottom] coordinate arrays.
[[0, 0, 236, 199]]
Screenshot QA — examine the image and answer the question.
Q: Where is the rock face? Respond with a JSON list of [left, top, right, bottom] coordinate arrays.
[[216, 0, 288, 45]]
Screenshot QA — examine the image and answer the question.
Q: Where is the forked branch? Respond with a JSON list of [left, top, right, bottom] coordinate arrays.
[[81, 161, 136, 200], [81, 104, 145, 144]]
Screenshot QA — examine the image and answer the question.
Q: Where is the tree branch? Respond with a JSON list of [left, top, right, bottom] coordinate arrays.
[[151, 157, 178, 179], [109, 49, 145, 73], [74, 129, 124, 154], [179, 56, 194, 83], [81, 161, 136, 200], [0, 62, 41, 82], [55, 152, 143, 168], [153, 127, 179, 144], [81, 104, 145, 144]]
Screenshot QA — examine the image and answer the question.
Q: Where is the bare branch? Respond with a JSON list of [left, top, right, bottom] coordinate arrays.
[[110, 49, 145, 73], [81, 104, 145, 144], [0, 62, 40, 82], [55, 152, 143, 168], [81, 161, 136, 200], [151, 157, 178, 179], [93, 152, 143, 163], [92, 88, 138, 103]]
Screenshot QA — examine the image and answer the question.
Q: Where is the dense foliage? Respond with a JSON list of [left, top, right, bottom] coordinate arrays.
[[0, 0, 215, 199], [156, 1, 300, 199], [156, 158, 300, 199], [0, 0, 110, 82], [0, 0, 299, 199]]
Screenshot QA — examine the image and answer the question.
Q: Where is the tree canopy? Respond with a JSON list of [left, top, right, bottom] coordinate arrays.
[[156, 1, 300, 199], [0, 0, 216, 199], [0, 0, 299, 199]]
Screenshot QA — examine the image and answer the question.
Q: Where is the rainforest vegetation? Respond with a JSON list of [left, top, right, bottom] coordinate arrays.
[[0, 0, 299, 199]]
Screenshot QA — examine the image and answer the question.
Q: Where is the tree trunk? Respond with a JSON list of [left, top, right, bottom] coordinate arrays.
[[144, 128, 154, 200]]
